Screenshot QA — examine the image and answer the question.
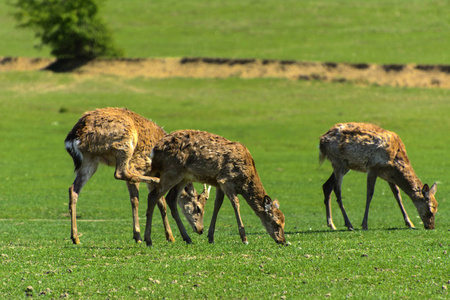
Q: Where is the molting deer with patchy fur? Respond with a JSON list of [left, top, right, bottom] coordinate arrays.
[[319, 122, 438, 230], [144, 130, 286, 246], [65, 108, 210, 244]]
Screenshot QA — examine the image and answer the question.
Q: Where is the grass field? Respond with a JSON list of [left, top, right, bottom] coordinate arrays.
[[1, 0, 450, 299], [1, 0, 449, 63], [1, 74, 449, 298]]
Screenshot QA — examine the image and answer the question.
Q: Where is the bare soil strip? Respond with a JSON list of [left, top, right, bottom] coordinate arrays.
[[1, 56, 449, 88]]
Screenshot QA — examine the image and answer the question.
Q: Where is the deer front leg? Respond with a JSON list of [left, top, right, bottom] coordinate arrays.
[[126, 182, 142, 243], [323, 173, 337, 230], [68, 185, 80, 244], [228, 194, 248, 244], [362, 170, 377, 230], [114, 155, 160, 185], [166, 186, 192, 244], [208, 188, 225, 244], [144, 189, 161, 246], [388, 182, 415, 229], [156, 196, 175, 242]]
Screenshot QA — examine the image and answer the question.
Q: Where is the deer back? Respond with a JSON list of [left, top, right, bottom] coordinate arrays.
[[320, 122, 408, 172], [151, 130, 258, 189]]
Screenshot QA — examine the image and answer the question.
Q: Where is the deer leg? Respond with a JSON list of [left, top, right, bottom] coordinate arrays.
[[68, 184, 81, 245], [389, 183, 415, 229], [362, 170, 377, 230], [333, 170, 354, 230], [144, 188, 165, 246], [126, 182, 142, 243], [226, 192, 248, 244], [156, 196, 175, 242], [68, 158, 98, 244], [323, 173, 337, 230], [208, 188, 225, 244], [114, 149, 159, 184], [166, 184, 192, 244]]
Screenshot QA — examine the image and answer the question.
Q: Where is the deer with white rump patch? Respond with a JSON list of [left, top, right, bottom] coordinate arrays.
[[144, 130, 286, 246], [65, 108, 210, 244], [319, 122, 438, 230]]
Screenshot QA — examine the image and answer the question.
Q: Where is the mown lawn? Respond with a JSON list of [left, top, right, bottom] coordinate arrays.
[[0, 73, 449, 298], [0, 0, 449, 298]]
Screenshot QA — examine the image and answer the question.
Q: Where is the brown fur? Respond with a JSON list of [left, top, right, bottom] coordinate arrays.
[[65, 108, 209, 244], [144, 130, 286, 246], [319, 122, 438, 230]]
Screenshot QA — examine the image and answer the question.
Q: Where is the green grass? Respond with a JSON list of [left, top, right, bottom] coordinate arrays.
[[0, 73, 449, 298], [1, 0, 449, 63], [1, 0, 449, 297]]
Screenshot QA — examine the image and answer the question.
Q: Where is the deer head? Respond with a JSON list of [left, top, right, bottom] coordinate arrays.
[[416, 183, 438, 229], [178, 183, 210, 234], [261, 196, 286, 244]]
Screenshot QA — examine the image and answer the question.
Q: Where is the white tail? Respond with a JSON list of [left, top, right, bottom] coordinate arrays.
[[144, 130, 286, 246], [65, 108, 209, 244], [319, 122, 438, 230]]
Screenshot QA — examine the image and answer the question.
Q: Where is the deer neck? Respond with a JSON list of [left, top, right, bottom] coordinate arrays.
[[241, 175, 267, 214], [391, 163, 424, 201]]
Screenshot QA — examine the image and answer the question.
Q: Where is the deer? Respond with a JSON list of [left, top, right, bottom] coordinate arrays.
[[143, 129, 286, 246], [319, 122, 438, 231], [65, 107, 210, 244]]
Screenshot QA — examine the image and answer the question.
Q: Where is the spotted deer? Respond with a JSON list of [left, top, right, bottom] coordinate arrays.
[[143, 130, 286, 246], [319, 122, 438, 230], [65, 108, 209, 244]]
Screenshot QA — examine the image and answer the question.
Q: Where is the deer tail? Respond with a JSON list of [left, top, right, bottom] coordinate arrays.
[[65, 132, 83, 172], [318, 144, 328, 166]]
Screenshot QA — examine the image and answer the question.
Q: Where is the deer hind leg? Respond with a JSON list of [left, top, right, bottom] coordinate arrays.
[[333, 168, 354, 230], [323, 173, 337, 230], [208, 188, 225, 244], [126, 182, 144, 243], [165, 182, 192, 244], [388, 182, 415, 229], [68, 156, 99, 244], [113, 147, 159, 184], [362, 170, 377, 230]]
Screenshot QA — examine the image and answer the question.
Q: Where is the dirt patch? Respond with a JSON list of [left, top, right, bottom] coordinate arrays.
[[1, 56, 449, 89]]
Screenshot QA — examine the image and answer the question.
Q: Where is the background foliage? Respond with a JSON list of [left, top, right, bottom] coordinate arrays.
[[11, 0, 123, 58]]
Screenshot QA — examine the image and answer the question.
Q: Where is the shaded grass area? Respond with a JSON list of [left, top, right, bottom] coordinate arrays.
[[1, 0, 449, 63], [0, 72, 449, 298]]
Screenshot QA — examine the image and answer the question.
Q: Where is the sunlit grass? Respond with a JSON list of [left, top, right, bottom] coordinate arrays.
[[0, 72, 449, 298]]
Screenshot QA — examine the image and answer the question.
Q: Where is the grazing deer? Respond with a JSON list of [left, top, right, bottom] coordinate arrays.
[[319, 122, 438, 230], [65, 108, 209, 244], [143, 130, 286, 246]]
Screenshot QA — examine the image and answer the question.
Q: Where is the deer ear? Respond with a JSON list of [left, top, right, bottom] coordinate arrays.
[[422, 184, 430, 198], [202, 184, 211, 200], [264, 196, 272, 212], [272, 199, 280, 210], [429, 183, 437, 195], [184, 182, 196, 197]]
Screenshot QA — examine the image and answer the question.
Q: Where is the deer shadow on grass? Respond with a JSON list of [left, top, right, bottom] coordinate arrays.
[[286, 226, 417, 236]]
